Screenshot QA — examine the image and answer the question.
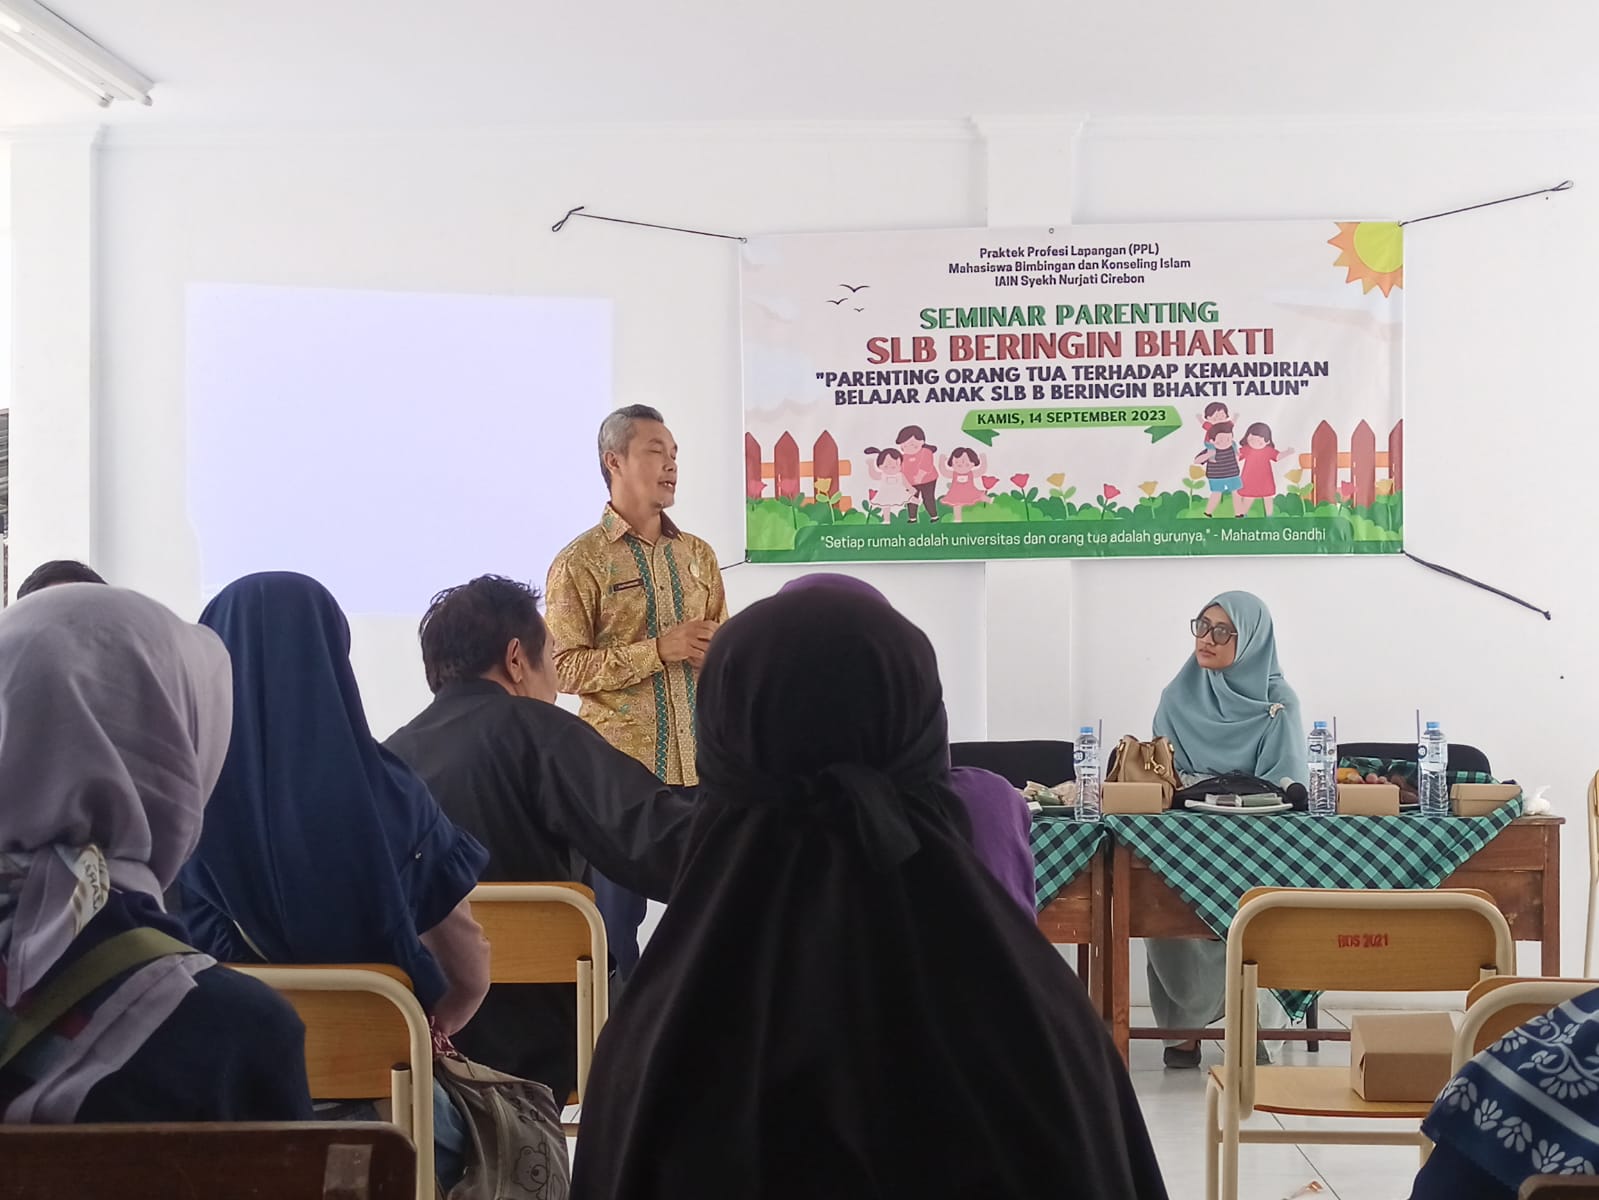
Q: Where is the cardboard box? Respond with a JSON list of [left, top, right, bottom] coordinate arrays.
[[1350, 1012, 1456, 1103], [1452, 783, 1521, 818], [1102, 782, 1167, 814], [1337, 783, 1402, 816]]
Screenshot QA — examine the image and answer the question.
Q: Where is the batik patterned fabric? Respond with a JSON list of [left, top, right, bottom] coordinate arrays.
[[547, 506, 727, 786], [1424, 988, 1599, 1188]]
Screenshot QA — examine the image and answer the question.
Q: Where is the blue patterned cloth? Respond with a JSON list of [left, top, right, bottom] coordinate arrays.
[[1420, 988, 1599, 1193]]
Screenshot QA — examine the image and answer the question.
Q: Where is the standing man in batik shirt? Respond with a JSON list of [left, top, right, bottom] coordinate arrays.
[[546, 404, 726, 982]]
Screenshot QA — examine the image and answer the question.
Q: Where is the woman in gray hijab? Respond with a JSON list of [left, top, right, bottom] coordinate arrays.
[[0, 584, 312, 1123]]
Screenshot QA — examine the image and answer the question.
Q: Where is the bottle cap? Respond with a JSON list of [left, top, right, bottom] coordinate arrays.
[[1313, 720, 1328, 729], [1079, 726, 1094, 735], [1425, 721, 1441, 730]]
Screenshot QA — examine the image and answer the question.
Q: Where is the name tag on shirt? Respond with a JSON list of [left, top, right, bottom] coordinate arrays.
[[611, 579, 644, 594]]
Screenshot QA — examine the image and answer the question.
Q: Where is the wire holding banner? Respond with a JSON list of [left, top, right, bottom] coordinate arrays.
[[551, 206, 746, 242], [1402, 551, 1551, 620], [1399, 180, 1573, 227]]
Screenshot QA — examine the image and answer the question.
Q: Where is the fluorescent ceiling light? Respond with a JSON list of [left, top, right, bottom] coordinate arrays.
[[0, 0, 153, 108]]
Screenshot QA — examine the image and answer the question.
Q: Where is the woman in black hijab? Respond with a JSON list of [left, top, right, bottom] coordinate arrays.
[[570, 588, 1167, 1200]]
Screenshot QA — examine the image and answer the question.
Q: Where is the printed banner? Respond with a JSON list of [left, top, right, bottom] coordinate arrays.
[[740, 221, 1403, 562]]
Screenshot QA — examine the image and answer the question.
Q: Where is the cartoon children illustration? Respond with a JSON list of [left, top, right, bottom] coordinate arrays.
[[1194, 421, 1244, 517], [894, 425, 940, 523], [1199, 401, 1235, 435], [938, 446, 989, 522], [1237, 421, 1295, 517], [863, 446, 914, 521]]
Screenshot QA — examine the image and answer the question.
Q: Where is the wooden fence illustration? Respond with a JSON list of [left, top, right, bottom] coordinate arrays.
[[744, 431, 853, 505], [1297, 419, 1403, 506]]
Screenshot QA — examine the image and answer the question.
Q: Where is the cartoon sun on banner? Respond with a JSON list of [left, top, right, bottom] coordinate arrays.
[[1328, 221, 1403, 296]]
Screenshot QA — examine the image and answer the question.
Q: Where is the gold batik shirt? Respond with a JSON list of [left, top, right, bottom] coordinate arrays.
[[546, 505, 727, 786]]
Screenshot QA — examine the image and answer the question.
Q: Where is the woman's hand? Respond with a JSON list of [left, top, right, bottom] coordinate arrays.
[[420, 897, 492, 1037]]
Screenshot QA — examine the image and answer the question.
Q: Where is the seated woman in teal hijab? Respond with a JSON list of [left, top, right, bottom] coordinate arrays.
[[1148, 591, 1307, 1069]]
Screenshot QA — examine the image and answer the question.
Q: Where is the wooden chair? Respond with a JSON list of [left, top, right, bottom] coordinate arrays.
[[236, 965, 433, 1200], [1205, 887, 1515, 1200], [1585, 771, 1599, 975], [1455, 976, 1599, 1069], [0, 1122, 414, 1199], [1520, 1178, 1599, 1199], [468, 882, 609, 1112]]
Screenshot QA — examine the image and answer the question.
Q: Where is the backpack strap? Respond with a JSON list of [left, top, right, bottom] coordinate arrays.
[[0, 927, 198, 1071]]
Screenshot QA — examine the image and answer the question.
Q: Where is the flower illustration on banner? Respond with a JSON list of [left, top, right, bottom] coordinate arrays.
[[1189, 465, 1206, 481], [1047, 472, 1066, 488], [1286, 468, 1304, 485], [1102, 484, 1121, 501], [1375, 478, 1394, 496], [1339, 481, 1355, 501], [981, 475, 998, 490], [1010, 474, 1030, 490], [868, 489, 878, 502], [814, 478, 833, 495], [1328, 222, 1404, 297], [1138, 481, 1158, 496]]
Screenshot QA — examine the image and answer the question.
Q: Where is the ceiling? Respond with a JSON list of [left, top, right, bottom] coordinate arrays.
[[3, 1, 1599, 130]]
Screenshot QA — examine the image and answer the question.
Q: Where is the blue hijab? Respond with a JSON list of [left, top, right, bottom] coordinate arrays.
[[1153, 591, 1307, 787], [176, 572, 486, 1009]]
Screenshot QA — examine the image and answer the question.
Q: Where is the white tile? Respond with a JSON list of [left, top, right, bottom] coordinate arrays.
[[1307, 1163, 1421, 1200]]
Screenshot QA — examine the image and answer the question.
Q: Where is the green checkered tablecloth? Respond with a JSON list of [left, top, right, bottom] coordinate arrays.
[[1104, 799, 1525, 1018], [1031, 813, 1109, 911]]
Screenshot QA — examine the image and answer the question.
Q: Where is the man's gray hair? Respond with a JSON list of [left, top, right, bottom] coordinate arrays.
[[597, 404, 665, 488]]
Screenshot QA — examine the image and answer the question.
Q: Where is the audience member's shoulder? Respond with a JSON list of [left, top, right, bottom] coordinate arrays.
[[185, 962, 306, 1045], [512, 695, 596, 736]]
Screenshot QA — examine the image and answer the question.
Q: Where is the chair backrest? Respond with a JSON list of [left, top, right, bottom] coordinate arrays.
[[234, 964, 434, 1199], [1225, 888, 1514, 1115], [0, 1122, 414, 1199], [236, 964, 420, 1099], [470, 882, 606, 988], [1519, 1177, 1599, 1199], [949, 739, 1074, 787], [468, 882, 610, 1100], [1456, 977, 1599, 1067], [1231, 887, 1515, 995], [1338, 740, 1492, 776]]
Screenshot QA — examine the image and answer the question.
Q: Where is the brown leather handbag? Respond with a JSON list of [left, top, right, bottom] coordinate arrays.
[[1107, 735, 1178, 808]]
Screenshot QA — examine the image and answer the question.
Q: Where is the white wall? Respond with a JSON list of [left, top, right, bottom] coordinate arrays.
[[12, 114, 1599, 984], [7, 129, 96, 596], [86, 125, 988, 738]]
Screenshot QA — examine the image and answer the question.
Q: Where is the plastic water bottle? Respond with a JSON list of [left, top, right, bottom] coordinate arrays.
[[1419, 721, 1450, 818], [1307, 721, 1337, 817], [1074, 726, 1102, 823]]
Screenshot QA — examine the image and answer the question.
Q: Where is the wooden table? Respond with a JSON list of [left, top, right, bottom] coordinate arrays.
[[1105, 815, 1564, 1061], [1035, 850, 1111, 1016]]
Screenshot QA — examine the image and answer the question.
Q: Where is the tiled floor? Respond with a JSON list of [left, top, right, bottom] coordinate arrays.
[[1130, 1006, 1424, 1200]]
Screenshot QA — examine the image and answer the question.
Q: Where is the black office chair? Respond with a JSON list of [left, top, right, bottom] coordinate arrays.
[[1339, 740, 1492, 776], [949, 740, 1075, 788]]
